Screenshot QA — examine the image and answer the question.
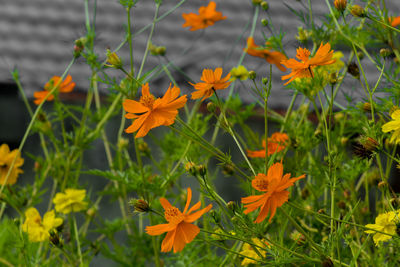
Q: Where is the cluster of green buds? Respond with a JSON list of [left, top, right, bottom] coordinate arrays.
[[149, 42, 166, 56], [296, 27, 312, 43], [184, 161, 207, 177]]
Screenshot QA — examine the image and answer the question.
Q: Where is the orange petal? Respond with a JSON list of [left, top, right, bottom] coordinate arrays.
[[173, 222, 200, 253], [183, 188, 192, 214], [123, 99, 148, 114], [161, 229, 176, 253], [184, 204, 212, 223], [146, 223, 176, 235], [160, 197, 174, 211], [124, 114, 148, 134]]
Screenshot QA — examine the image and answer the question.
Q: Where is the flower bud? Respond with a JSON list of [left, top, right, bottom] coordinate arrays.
[[357, 51, 364, 60], [322, 257, 334, 267], [340, 137, 348, 145], [138, 140, 150, 155], [262, 77, 268, 85], [343, 189, 351, 200], [227, 201, 236, 212], [130, 199, 150, 213], [117, 137, 129, 150], [362, 102, 371, 112], [252, 0, 262, 5], [156, 46, 166, 56], [260, 1, 269, 10], [49, 230, 63, 248], [185, 161, 198, 176], [197, 164, 207, 176], [334, 0, 347, 13], [73, 37, 86, 58], [378, 181, 387, 189], [380, 48, 392, 58], [350, 5, 366, 18], [222, 163, 235, 176], [210, 210, 220, 223], [86, 207, 97, 217], [207, 102, 217, 113], [106, 49, 123, 69], [248, 71, 257, 80], [347, 62, 360, 79], [261, 19, 268, 26], [329, 72, 338, 85]]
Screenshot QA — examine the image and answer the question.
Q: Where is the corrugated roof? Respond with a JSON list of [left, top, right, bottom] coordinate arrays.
[[1, 0, 398, 106]]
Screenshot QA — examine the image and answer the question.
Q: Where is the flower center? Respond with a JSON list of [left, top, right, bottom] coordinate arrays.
[[253, 179, 269, 191], [140, 94, 155, 110], [164, 207, 184, 224]]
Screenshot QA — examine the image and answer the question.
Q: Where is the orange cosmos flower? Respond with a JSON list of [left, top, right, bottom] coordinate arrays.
[[123, 83, 187, 138], [281, 42, 335, 85], [33, 75, 75, 105], [242, 162, 305, 223], [190, 68, 231, 101], [146, 187, 212, 253], [389, 16, 400, 27], [182, 1, 226, 31], [247, 132, 289, 158], [245, 37, 287, 72]]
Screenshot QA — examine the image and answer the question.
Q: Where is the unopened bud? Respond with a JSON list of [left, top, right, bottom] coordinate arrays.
[[118, 138, 129, 150], [252, 0, 262, 5], [329, 72, 338, 85], [261, 19, 268, 26], [380, 48, 392, 58], [86, 207, 97, 217], [350, 5, 366, 18], [197, 164, 207, 176], [343, 189, 351, 200], [322, 257, 334, 267], [357, 51, 364, 60], [248, 71, 257, 80], [210, 210, 220, 223], [49, 230, 63, 247], [222, 163, 235, 176], [378, 181, 387, 189], [362, 102, 371, 112], [227, 201, 236, 212], [207, 102, 217, 113], [334, 0, 347, 13], [347, 62, 360, 79], [73, 37, 86, 58], [156, 46, 166, 56], [185, 161, 197, 176], [262, 77, 268, 85], [260, 1, 269, 10], [138, 141, 150, 155], [340, 137, 348, 145], [130, 199, 150, 213]]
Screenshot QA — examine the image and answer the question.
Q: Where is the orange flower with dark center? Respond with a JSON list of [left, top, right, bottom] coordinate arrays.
[[123, 83, 187, 138], [146, 187, 212, 253], [247, 132, 289, 158], [281, 43, 335, 85], [389, 16, 400, 27], [33, 75, 75, 105], [190, 68, 231, 101], [245, 37, 287, 72], [242, 162, 305, 223], [182, 1, 226, 31]]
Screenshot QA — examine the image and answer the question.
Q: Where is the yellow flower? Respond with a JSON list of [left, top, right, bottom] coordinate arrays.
[[230, 66, 249, 81], [0, 144, 24, 185], [53, 189, 88, 214], [240, 238, 270, 266], [22, 207, 63, 242], [365, 211, 399, 246], [382, 109, 400, 144]]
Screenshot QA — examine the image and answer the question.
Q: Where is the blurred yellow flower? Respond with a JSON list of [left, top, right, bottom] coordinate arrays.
[[230, 66, 249, 81], [382, 109, 400, 144], [240, 238, 270, 266], [53, 189, 88, 214], [22, 207, 63, 242], [0, 144, 24, 185], [365, 211, 399, 246]]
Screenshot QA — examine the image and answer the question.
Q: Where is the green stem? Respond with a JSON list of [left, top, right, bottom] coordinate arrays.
[[72, 216, 83, 265], [0, 58, 75, 196]]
